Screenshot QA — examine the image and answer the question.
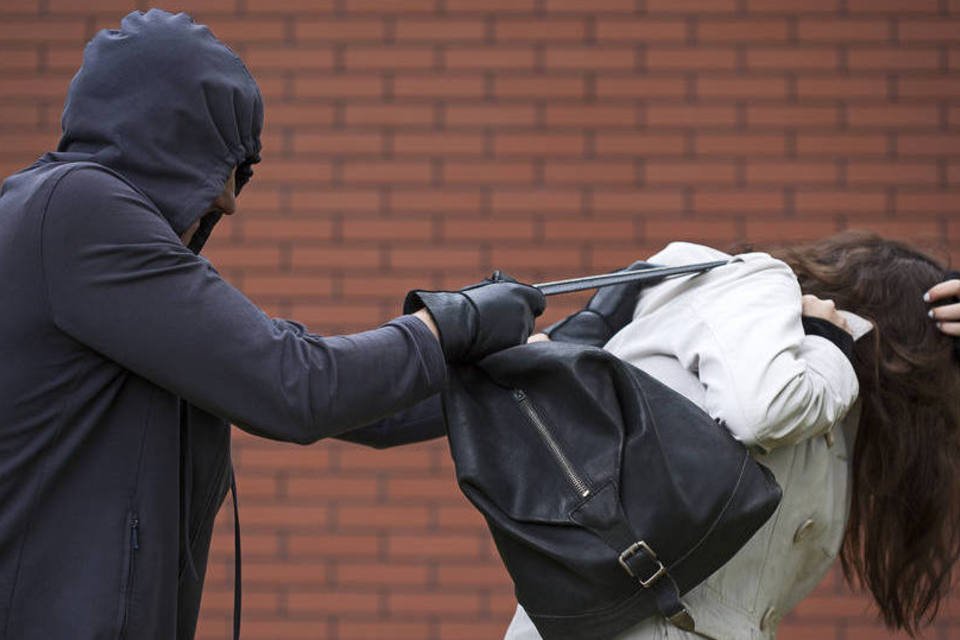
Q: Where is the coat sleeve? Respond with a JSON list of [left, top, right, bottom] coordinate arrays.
[[647, 244, 860, 452], [40, 166, 447, 445], [334, 394, 446, 449]]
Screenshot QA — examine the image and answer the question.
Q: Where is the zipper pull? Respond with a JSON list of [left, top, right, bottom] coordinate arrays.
[[130, 518, 140, 551], [513, 389, 526, 401]]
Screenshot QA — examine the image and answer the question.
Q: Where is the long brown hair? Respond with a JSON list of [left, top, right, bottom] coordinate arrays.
[[769, 232, 960, 635]]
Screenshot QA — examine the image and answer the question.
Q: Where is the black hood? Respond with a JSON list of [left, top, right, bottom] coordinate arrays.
[[48, 9, 263, 249]]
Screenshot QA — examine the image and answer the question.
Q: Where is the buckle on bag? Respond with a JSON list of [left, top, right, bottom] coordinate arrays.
[[618, 540, 666, 587]]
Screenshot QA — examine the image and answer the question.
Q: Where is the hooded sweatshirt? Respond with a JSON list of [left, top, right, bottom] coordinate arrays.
[[0, 10, 445, 639]]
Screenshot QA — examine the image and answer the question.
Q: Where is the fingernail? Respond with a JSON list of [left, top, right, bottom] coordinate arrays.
[[929, 309, 936, 319], [923, 292, 931, 302]]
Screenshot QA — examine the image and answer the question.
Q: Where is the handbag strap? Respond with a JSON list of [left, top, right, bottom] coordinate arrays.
[[570, 483, 695, 632]]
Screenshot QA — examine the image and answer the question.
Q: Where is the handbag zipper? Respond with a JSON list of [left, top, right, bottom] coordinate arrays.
[[513, 389, 591, 498]]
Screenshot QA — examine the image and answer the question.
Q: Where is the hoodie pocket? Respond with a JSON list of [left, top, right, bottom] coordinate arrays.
[[117, 511, 140, 639]]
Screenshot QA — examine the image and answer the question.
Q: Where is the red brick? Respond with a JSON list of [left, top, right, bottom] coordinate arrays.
[[345, 0, 436, 11], [948, 162, 960, 185], [495, 75, 584, 99], [694, 190, 784, 214], [253, 159, 333, 184], [390, 246, 484, 269], [747, 105, 838, 128], [495, 132, 585, 155], [845, 219, 943, 239], [898, 77, 960, 98], [345, 46, 434, 70], [436, 563, 511, 587], [287, 591, 380, 615], [289, 189, 381, 214], [291, 246, 382, 269], [592, 189, 685, 214], [388, 592, 483, 614], [391, 189, 484, 213], [595, 132, 686, 156], [646, 0, 737, 12], [244, 0, 333, 11], [292, 131, 383, 155], [847, 105, 939, 128], [340, 273, 429, 297], [496, 18, 587, 41], [287, 533, 380, 556], [795, 76, 889, 99], [900, 19, 960, 42], [797, 18, 889, 42], [746, 47, 839, 70], [647, 47, 738, 71], [243, 505, 330, 529], [697, 18, 790, 43], [388, 533, 483, 558], [395, 18, 485, 42], [746, 0, 838, 12], [647, 105, 737, 127], [547, 104, 637, 127], [444, 160, 535, 184], [847, 48, 940, 71], [0, 47, 36, 72], [896, 191, 960, 214], [544, 218, 637, 240], [846, 0, 939, 12], [264, 103, 336, 127], [594, 75, 687, 99], [229, 621, 326, 640], [338, 621, 433, 640], [795, 190, 887, 215], [294, 18, 383, 42], [585, 21, 683, 46], [696, 134, 787, 155], [245, 47, 335, 71], [491, 188, 583, 214], [0, 0, 39, 13], [490, 245, 585, 270], [206, 18, 286, 44], [544, 46, 636, 70], [203, 246, 282, 269], [287, 302, 387, 328], [644, 218, 740, 242], [244, 274, 335, 299], [446, 104, 538, 127], [336, 563, 431, 587], [392, 74, 485, 98], [0, 18, 86, 43], [443, 219, 537, 240], [445, 0, 536, 11], [0, 75, 75, 99], [545, 161, 636, 185], [847, 161, 939, 185], [200, 588, 279, 615], [344, 104, 434, 126], [746, 161, 837, 185], [796, 133, 887, 156], [337, 444, 435, 471], [384, 475, 464, 500], [237, 445, 332, 471], [697, 76, 788, 99], [286, 475, 380, 499], [293, 75, 383, 99], [745, 219, 840, 241], [446, 46, 536, 70], [544, 0, 635, 11], [243, 218, 335, 242], [393, 131, 485, 155], [342, 217, 433, 240], [646, 160, 738, 185], [43, 45, 83, 72], [898, 134, 960, 156]]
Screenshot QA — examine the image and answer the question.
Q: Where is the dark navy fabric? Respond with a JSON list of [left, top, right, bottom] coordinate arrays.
[[0, 10, 446, 639]]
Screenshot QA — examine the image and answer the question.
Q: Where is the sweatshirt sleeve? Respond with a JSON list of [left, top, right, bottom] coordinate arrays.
[[649, 245, 860, 452], [40, 166, 447, 444]]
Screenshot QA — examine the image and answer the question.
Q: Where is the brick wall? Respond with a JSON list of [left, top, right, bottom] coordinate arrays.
[[2, 0, 959, 638]]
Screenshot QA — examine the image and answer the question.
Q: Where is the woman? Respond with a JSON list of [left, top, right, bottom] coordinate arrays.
[[506, 232, 960, 639]]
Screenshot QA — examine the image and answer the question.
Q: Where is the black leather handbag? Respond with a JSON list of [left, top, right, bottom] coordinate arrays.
[[442, 341, 782, 640]]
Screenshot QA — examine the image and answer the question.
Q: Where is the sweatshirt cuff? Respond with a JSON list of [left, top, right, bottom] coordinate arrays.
[[802, 316, 855, 363], [386, 314, 447, 390]]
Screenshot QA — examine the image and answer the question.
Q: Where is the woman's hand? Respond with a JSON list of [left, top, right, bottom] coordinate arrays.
[[925, 278, 960, 337], [802, 295, 852, 335], [526, 333, 551, 343]]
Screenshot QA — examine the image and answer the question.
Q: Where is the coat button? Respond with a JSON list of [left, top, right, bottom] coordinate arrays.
[[823, 429, 835, 448], [793, 518, 815, 544], [760, 606, 777, 631]]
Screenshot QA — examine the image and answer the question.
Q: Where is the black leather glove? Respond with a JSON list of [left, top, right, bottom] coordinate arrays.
[[543, 261, 656, 347], [404, 271, 546, 363]]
